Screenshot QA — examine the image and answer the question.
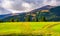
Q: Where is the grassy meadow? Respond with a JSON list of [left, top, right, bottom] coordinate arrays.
[[0, 22, 60, 36]]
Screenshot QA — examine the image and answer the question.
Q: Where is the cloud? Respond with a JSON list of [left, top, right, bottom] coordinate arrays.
[[1, 0, 44, 10], [0, 7, 11, 15], [56, 0, 60, 6], [0, 0, 60, 15], [22, 2, 33, 11], [43, 0, 60, 6]]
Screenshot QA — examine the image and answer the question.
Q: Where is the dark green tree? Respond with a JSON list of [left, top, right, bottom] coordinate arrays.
[[0, 20, 3, 22]]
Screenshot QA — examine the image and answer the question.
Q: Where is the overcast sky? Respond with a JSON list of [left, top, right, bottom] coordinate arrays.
[[0, 0, 60, 15]]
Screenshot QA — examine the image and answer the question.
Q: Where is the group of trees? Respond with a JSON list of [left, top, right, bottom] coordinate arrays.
[[0, 11, 48, 22], [0, 20, 3, 22], [8, 11, 47, 22]]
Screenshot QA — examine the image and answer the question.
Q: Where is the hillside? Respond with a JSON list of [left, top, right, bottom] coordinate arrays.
[[0, 5, 60, 22]]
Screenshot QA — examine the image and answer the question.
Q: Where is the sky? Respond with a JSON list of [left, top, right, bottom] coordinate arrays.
[[0, 0, 60, 15]]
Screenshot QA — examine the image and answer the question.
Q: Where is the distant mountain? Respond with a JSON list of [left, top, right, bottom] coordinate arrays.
[[0, 11, 26, 19], [38, 5, 54, 10], [0, 14, 12, 19], [30, 5, 54, 13], [0, 7, 12, 19], [1, 5, 60, 22], [1, 13, 26, 22]]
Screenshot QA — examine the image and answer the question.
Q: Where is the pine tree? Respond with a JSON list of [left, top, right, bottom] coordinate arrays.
[[10, 17, 15, 22], [0, 20, 3, 22], [25, 15, 31, 22], [40, 16, 46, 22]]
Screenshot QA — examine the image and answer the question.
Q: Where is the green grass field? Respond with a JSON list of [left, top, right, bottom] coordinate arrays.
[[0, 22, 60, 36]]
